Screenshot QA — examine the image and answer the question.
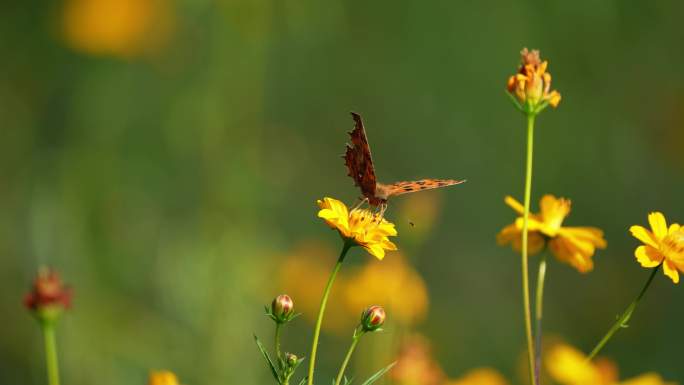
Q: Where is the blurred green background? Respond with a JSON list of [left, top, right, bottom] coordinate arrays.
[[2, 0, 684, 384]]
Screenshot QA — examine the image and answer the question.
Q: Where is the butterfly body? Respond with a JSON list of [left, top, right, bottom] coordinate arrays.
[[344, 112, 465, 208]]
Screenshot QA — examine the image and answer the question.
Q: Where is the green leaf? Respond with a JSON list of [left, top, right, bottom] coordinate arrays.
[[296, 377, 307, 385], [254, 334, 281, 384], [359, 361, 396, 385]]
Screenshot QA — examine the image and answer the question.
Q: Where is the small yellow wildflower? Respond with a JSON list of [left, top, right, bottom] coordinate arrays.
[[546, 343, 676, 385], [148, 371, 179, 385], [507, 48, 561, 112], [497, 195, 607, 273], [317, 197, 398, 260], [630, 212, 684, 284]]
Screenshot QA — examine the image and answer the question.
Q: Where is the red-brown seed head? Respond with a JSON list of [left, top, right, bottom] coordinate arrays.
[[24, 267, 72, 321]]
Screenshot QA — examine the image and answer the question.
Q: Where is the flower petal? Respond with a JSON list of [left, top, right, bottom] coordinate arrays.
[[669, 223, 681, 235], [629, 225, 659, 248], [539, 194, 570, 221], [561, 227, 607, 249], [504, 196, 525, 215], [663, 260, 680, 284], [648, 212, 668, 240], [635, 245, 664, 268], [549, 236, 594, 273], [497, 223, 545, 255]]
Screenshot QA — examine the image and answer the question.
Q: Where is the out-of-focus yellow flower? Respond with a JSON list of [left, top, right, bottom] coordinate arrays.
[[443, 368, 509, 385], [630, 212, 684, 284], [546, 343, 616, 385], [620, 374, 677, 385], [497, 195, 607, 273], [344, 253, 428, 325], [148, 371, 179, 385], [317, 197, 398, 260], [279, 245, 428, 332], [62, 0, 173, 57], [391, 335, 445, 385], [507, 48, 561, 113], [545, 343, 676, 385]]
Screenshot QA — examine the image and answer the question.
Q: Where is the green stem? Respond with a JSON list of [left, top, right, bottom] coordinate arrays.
[[275, 323, 283, 363], [534, 254, 547, 385], [586, 264, 660, 361], [42, 322, 60, 385], [521, 113, 537, 385], [333, 331, 362, 385], [306, 242, 352, 385]]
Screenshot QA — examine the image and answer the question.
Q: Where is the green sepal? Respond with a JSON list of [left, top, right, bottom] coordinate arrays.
[[506, 91, 524, 113], [264, 305, 300, 324]]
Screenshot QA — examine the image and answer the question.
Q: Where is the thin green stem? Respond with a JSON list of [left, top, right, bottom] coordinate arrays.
[[521, 113, 537, 385], [42, 322, 60, 385], [334, 331, 362, 385], [534, 254, 547, 385], [275, 323, 283, 363], [586, 264, 660, 361], [306, 242, 352, 385]]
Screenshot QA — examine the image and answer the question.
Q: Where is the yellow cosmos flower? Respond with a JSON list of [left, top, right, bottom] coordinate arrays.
[[507, 48, 561, 113], [630, 212, 684, 284], [148, 371, 179, 385], [317, 197, 398, 260], [546, 343, 675, 385], [497, 195, 607, 273]]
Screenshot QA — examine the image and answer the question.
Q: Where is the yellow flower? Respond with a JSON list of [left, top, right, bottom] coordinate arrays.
[[507, 48, 561, 112], [497, 195, 607, 273], [546, 343, 616, 385], [545, 343, 676, 385], [443, 368, 509, 385], [317, 197, 398, 260], [148, 371, 179, 385], [630, 212, 684, 284]]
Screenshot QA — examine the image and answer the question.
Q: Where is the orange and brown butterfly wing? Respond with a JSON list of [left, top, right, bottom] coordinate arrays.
[[344, 112, 377, 200], [383, 178, 466, 197]]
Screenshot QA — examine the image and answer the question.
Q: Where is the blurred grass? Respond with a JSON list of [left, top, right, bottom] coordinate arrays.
[[1, 0, 684, 384]]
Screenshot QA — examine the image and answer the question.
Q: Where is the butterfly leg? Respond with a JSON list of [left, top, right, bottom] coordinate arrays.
[[351, 197, 369, 211], [375, 203, 388, 221]]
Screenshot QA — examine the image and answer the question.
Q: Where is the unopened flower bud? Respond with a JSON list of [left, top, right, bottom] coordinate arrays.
[[360, 305, 385, 332], [285, 352, 298, 367], [271, 294, 294, 323]]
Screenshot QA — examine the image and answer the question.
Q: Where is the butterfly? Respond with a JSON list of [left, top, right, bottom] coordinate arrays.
[[343, 112, 465, 212]]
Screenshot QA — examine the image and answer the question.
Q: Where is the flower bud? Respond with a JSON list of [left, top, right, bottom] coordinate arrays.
[[285, 352, 298, 367], [24, 267, 72, 323], [271, 294, 294, 323], [360, 305, 385, 332]]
